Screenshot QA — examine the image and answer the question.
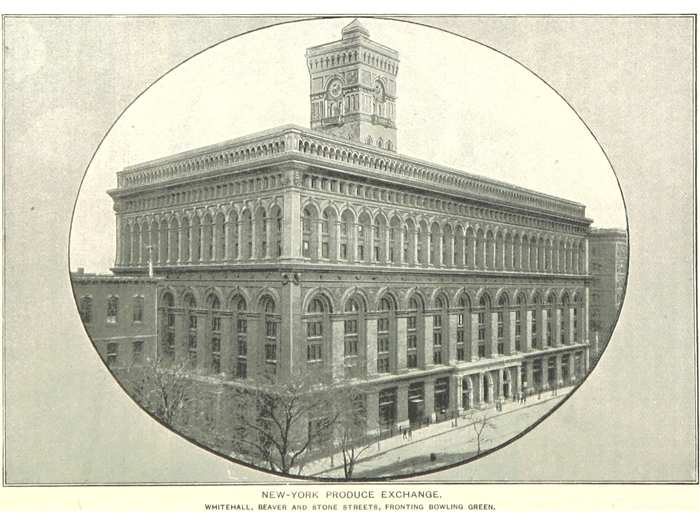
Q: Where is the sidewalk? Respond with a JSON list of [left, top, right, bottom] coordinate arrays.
[[305, 385, 574, 478]]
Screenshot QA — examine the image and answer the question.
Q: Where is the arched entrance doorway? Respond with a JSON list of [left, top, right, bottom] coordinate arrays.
[[462, 376, 473, 410], [502, 368, 511, 400]]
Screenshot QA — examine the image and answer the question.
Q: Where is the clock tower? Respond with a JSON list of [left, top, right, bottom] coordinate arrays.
[[306, 20, 399, 151]]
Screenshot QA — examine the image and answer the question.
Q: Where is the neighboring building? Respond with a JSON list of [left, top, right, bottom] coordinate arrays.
[[77, 21, 594, 451], [71, 269, 161, 368], [589, 228, 628, 359]]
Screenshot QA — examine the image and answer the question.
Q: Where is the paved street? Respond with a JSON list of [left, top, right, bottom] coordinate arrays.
[[304, 386, 574, 479]]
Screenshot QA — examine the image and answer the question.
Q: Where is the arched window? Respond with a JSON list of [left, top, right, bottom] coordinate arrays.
[[273, 207, 282, 258], [429, 224, 439, 265], [191, 215, 201, 263], [261, 297, 279, 378], [358, 213, 371, 262], [184, 294, 197, 368], [546, 292, 556, 347], [232, 297, 247, 378], [377, 296, 395, 373], [306, 297, 327, 364], [106, 296, 119, 324], [202, 214, 213, 262], [402, 225, 409, 263], [344, 298, 364, 378], [496, 294, 508, 355], [338, 211, 351, 261], [162, 292, 175, 361], [181, 217, 190, 262], [477, 295, 491, 358], [456, 295, 471, 361], [321, 210, 330, 258], [132, 295, 144, 323], [207, 295, 222, 374], [531, 293, 541, 349], [407, 296, 423, 369], [574, 293, 583, 342], [257, 209, 267, 259], [433, 296, 447, 364], [79, 296, 92, 324], [560, 293, 569, 345], [373, 216, 386, 263], [515, 294, 526, 352], [302, 207, 313, 258]]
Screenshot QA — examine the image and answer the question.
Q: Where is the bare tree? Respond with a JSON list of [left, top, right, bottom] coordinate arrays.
[[468, 413, 496, 456], [115, 355, 194, 427], [225, 370, 339, 475], [332, 384, 375, 480]]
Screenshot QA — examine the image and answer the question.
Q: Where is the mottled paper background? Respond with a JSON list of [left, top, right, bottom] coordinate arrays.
[[2, 15, 696, 486]]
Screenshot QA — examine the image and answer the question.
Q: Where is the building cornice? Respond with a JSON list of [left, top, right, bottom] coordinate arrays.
[[112, 126, 590, 222]]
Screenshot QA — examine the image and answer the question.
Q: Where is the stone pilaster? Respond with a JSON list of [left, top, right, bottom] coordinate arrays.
[[422, 314, 433, 367], [365, 318, 377, 376], [396, 316, 407, 371], [424, 379, 435, 423], [447, 313, 459, 363], [396, 383, 409, 429]]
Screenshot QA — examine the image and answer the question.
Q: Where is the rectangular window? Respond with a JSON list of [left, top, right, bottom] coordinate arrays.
[[132, 341, 143, 364], [407, 312, 418, 368], [478, 311, 486, 358], [322, 242, 329, 258], [266, 320, 277, 338], [341, 244, 348, 259], [531, 311, 537, 348], [302, 240, 310, 257], [433, 312, 443, 363], [211, 337, 221, 374], [106, 297, 119, 324], [344, 319, 358, 357], [515, 310, 521, 352], [307, 343, 323, 361], [212, 316, 221, 332], [106, 343, 118, 366], [265, 342, 277, 362], [497, 311, 504, 355], [377, 317, 390, 373], [374, 245, 380, 262], [80, 296, 92, 323], [559, 308, 566, 344], [344, 339, 358, 356]]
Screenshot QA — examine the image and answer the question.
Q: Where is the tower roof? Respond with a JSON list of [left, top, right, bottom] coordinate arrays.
[[342, 19, 370, 38]]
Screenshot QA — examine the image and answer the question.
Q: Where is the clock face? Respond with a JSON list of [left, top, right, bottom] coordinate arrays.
[[327, 79, 342, 99]]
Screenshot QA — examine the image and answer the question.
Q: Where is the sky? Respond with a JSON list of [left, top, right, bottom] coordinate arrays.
[[70, 17, 626, 272]]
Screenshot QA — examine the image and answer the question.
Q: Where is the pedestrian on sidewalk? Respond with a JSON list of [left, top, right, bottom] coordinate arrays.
[[408, 427, 413, 440]]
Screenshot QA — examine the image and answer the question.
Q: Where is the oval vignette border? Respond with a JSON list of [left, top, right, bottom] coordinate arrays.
[[66, 14, 631, 484]]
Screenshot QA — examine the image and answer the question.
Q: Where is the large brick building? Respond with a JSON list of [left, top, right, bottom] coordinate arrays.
[[589, 228, 628, 359], [76, 20, 594, 447], [72, 269, 161, 368]]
